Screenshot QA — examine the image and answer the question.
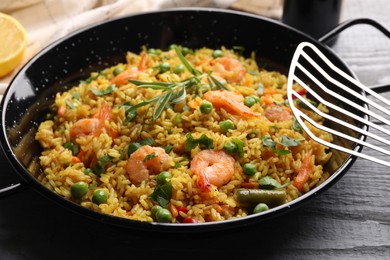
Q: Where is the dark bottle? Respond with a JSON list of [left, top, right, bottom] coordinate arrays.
[[282, 0, 342, 42]]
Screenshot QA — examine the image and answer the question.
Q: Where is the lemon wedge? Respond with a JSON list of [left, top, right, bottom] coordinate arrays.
[[0, 12, 27, 77]]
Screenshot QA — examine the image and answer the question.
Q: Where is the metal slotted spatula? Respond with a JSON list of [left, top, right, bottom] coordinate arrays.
[[286, 42, 390, 167]]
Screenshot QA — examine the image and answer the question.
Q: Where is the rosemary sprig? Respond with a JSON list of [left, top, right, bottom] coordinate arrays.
[[127, 46, 228, 121], [174, 46, 202, 76]]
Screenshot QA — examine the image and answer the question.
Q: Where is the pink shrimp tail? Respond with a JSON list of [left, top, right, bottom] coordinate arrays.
[[197, 170, 211, 192]]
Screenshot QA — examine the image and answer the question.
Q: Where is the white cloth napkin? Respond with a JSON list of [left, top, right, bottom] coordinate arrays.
[[0, 0, 235, 98]]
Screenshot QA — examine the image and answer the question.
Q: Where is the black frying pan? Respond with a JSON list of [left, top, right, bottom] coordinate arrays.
[[1, 8, 389, 233]]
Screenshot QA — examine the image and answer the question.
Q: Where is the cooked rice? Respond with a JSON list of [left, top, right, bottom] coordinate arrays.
[[35, 46, 332, 223]]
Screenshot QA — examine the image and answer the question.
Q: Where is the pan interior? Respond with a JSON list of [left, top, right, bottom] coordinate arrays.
[[1, 9, 366, 229]]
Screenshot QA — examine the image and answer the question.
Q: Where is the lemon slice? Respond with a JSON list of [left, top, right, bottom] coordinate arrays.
[[0, 12, 27, 77]]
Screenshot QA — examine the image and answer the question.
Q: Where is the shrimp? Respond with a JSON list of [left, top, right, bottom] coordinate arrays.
[[70, 100, 117, 141], [264, 104, 292, 122], [204, 90, 260, 118], [111, 53, 148, 86], [190, 149, 235, 192], [211, 57, 246, 83], [126, 145, 173, 184]]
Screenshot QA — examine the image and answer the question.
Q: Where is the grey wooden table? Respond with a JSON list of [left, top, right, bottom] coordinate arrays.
[[0, 1, 389, 259]]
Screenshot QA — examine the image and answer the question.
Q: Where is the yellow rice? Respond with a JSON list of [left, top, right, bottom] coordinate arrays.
[[35, 46, 333, 223]]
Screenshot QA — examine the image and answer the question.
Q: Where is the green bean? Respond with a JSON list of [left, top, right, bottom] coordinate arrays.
[[234, 188, 286, 206]]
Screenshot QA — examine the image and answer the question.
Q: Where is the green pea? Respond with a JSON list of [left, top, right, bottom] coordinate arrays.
[[159, 62, 170, 73], [156, 171, 172, 185], [155, 208, 172, 223], [181, 47, 192, 56], [169, 44, 178, 50], [199, 100, 213, 114], [223, 141, 237, 154], [220, 119, 235, 133], [128, 142, 142, 155], [173, 64, 184, 74], [113, 67, 124, 76], [70, 181, 88, 199], [244, 96, 258, 107], [148, 48, 162, 55], [253, 203, 269, 214], [243, 163, 257, 176], [151, 205, 163, 220], [92, 190, 108, 205], [212, 49, 223, 58]]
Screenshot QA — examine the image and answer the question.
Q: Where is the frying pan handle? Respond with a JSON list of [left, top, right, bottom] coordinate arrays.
[[318, 18, 390, 92], [318, 18, 390, 44], [0, 182, 27, 198]]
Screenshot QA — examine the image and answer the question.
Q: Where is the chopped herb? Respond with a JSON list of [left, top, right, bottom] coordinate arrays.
[[83, 168, 92, 175], [144, 152, 158, 161], [90, 84, 117, 96], [185, 133, 214, 152], [150, 181, 172, 208], [174, 162, 182, 168], [128, 143, 142, 155], [139, 138, 154, 146], [262, 135, 277, 147], [258, 176, 290, 190], [292, 118, 303, 133], [163, 145, 174, 154], [262, 135, 303, 156], [279, 135, 304, 147], [92, 154, 113, 175], [232, 138, 244, 158], [64, 141, 79, 156], [118, 148, 127, 160]]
